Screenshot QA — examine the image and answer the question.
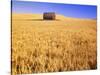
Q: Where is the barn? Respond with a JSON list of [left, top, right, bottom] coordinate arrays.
[[43, 12, 56, 20]]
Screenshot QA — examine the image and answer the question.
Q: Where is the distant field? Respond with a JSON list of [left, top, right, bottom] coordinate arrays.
[[12, 14, 97, 75]]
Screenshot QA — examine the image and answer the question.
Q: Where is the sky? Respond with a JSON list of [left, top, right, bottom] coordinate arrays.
[[12, 0, 97, 19]]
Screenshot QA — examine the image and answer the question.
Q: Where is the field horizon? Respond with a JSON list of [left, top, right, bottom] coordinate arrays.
[[12, 13, 97, 20]]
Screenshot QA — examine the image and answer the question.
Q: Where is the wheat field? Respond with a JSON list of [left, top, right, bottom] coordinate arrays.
[[12, 14, 97, 75]]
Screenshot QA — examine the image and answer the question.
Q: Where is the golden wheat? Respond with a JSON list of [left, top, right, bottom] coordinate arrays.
[[12, 14, 97, 75]]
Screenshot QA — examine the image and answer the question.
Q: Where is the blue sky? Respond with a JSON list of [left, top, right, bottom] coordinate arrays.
[[12, 0, 97, 19]]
